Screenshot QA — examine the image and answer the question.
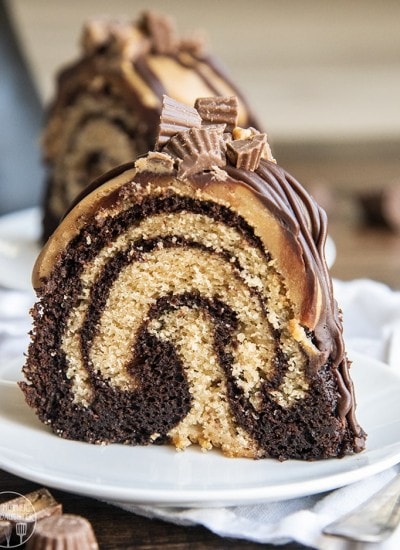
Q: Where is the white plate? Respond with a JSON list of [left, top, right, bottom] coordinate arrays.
[[325, 233, 336, 267], [0, 351, 399, 507], [0, 207, 40, 290], [0, 207, 336, 292]]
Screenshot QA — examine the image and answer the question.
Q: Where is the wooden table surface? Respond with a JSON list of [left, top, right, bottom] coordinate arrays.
[[0, 471, 307, 550]]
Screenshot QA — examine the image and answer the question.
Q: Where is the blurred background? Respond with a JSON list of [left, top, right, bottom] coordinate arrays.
[[1, 0, 400, 214]]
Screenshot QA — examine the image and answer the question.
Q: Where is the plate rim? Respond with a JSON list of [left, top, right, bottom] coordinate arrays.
[[1, 351, 400, 506]]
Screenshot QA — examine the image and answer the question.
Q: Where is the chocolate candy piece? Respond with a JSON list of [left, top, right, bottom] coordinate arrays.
[[359, 184, 400, 233], [159, 95, 274, 175], [26, 489, 62, 521], [195, 96, 238, 131], [1, 489, 60, 519], [0, 489, 61, 546], [155, 96, 202, 151], [227, 132, 267, 171], [26, 514, 98, 550], [164, 127, 226, 177], [139, 10, 178, 55], [0, 520, 12, 545], [0, 489, 61, 522]]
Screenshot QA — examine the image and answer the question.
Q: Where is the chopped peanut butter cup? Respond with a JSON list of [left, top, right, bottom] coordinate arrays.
[[227, 132, 267, 171], [155, 96, 202, 150], [195, 96, 239, 132]]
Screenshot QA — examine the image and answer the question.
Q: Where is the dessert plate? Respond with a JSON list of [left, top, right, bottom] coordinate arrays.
[[0, 208, 336, 291], [0, 207, 40, 291], [0, 352, 399, 507]]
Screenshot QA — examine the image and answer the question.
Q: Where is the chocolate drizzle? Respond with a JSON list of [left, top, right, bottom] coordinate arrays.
[[221, 161, 362, 443]]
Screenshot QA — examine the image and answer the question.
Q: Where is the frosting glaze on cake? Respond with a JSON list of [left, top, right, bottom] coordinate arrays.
[[22, 96, 366, 460], [41, 10, 258, 240]]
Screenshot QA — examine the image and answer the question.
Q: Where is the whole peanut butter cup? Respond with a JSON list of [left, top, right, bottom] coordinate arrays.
[[26, 514, 98, 550]]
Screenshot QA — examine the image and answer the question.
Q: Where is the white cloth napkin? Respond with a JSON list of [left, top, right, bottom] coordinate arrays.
[[1, 279, 400, 549]]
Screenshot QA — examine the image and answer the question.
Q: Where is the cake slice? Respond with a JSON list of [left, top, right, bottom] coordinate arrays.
[[21, 96, 366, 460], [41, 10, 258, 241]]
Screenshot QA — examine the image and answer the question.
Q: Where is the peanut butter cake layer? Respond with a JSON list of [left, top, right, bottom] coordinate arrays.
[[41, 10, 258, 240], [22, 96, 366, 460]]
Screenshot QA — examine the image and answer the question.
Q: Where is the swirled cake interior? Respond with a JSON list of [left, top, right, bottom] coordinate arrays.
[[22, 95, 365, 460]]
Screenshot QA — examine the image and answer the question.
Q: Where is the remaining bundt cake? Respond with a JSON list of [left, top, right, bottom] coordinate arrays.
[[22, 95, 366, 460], [41, 10, 258, 241]]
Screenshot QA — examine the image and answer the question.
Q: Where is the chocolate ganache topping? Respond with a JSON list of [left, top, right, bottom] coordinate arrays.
[[33, 95, 366, 453]]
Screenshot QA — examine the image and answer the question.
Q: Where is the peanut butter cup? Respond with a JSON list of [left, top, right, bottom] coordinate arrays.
[[26, 515, 98, 550]]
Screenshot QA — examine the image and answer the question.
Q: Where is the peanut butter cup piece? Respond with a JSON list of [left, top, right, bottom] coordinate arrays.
[[139, 10, 177, 54], [0, 489, 61, 525], [81, 19, 111, 54], [163, 127, 226, 177], [81, 19, 150, 59], [26, 514, 98, 550], [195, 96, 239, 131], [227, 133, 267, 171], [179, 32, 207, 56], [155, 96, 202, 150], [0, 521, 12, 545]]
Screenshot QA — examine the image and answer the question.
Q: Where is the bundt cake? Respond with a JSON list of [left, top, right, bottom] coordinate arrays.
[[41, 10, 258, 241], [21, 95, 366, 460]]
